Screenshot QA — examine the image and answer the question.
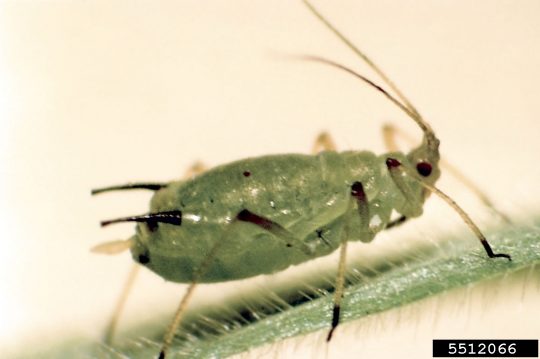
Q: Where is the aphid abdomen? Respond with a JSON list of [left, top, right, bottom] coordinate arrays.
[[131, 152, 393, 283]]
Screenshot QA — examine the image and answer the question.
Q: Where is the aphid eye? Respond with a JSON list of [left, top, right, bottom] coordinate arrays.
[[416, 161, 432, 177]]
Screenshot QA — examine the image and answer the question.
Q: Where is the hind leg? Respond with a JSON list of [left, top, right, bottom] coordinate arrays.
[[327, 181, 370, 341], [100, 163, 208, 345], [183, 160, 207, 178], [158, 207, 310, 358], [312, 131, 337, 153]]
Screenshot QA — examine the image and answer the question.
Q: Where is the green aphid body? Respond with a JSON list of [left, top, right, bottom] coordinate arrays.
[[93, 3, 511, 355], [131, 149, 432, 283]]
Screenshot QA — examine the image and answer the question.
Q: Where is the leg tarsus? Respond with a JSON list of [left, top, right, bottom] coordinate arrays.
[[481, 239, 512, 261], [326, 304, 341, 342], [327, 241, 347, 342], [159, 281, 199, 359], [385, 215, 407, 230], [406, 169, 512, 262]]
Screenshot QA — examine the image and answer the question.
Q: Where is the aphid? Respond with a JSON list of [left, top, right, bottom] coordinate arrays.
[[92, 1, 511, 358]]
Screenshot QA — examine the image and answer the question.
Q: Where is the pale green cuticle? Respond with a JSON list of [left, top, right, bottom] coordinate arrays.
[[131, 150, 426, 284]]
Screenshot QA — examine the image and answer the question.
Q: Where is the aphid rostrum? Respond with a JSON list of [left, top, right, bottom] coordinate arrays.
[[92, 1, 511, 358]]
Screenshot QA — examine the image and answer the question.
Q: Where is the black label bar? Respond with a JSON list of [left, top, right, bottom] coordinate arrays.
[[433, 340, 538, 357]]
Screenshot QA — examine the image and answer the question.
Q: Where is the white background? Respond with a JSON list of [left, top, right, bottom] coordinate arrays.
[[1, 1, 539, 358]]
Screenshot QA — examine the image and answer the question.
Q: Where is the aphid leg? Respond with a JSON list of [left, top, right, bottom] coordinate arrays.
[[312, 131, 337, 153], [160, 284, 197, 359], [416, 179, 512, 261], [158, 217, 239, 359], [97, 168, 197, 346], [159, 236, 227, 359], [96, 212, 182, 346], [327, 181, 369, 341], [438, 158, 512, 223], [103, 264, 140, 345], [327, 238, 348, 342], [383, 124, 511, 223], [183, 160, 207, 178], [92, 238, 137, 346], [385, 215, 408, 230], [387, 158, 511, 261], [237, 209, 313, 255], [382, 124, 400, 152]]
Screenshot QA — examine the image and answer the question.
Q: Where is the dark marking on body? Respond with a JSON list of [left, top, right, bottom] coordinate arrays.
[[147, 220, 158, 232], [138, 253, 150, 264], [316, 228, 331, 246], [243, 171, 251, 177], [385, 157, 401, 168], [237, 209, 275, 231], [237, 209, 298, 249], [351, 181, 366, 201]]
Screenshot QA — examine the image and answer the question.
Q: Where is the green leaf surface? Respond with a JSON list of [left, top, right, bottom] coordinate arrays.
[[17, 219, 540, 359]]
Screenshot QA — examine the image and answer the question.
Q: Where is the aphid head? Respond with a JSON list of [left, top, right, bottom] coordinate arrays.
[[385, 153, 438, 218], [302, 0, 442, 188], [406, 136, 441, 188]]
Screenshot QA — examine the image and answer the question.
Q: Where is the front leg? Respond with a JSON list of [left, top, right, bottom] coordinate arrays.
[[327, 181, 369, 341]]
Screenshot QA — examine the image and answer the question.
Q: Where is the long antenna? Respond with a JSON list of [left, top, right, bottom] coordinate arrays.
[[300, 56, 423, 135], [302, 0, 439, 154], [302, 0, 418, 116]]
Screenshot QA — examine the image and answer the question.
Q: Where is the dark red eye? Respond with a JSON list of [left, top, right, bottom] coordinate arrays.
[[416, 162, 432, 177]]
